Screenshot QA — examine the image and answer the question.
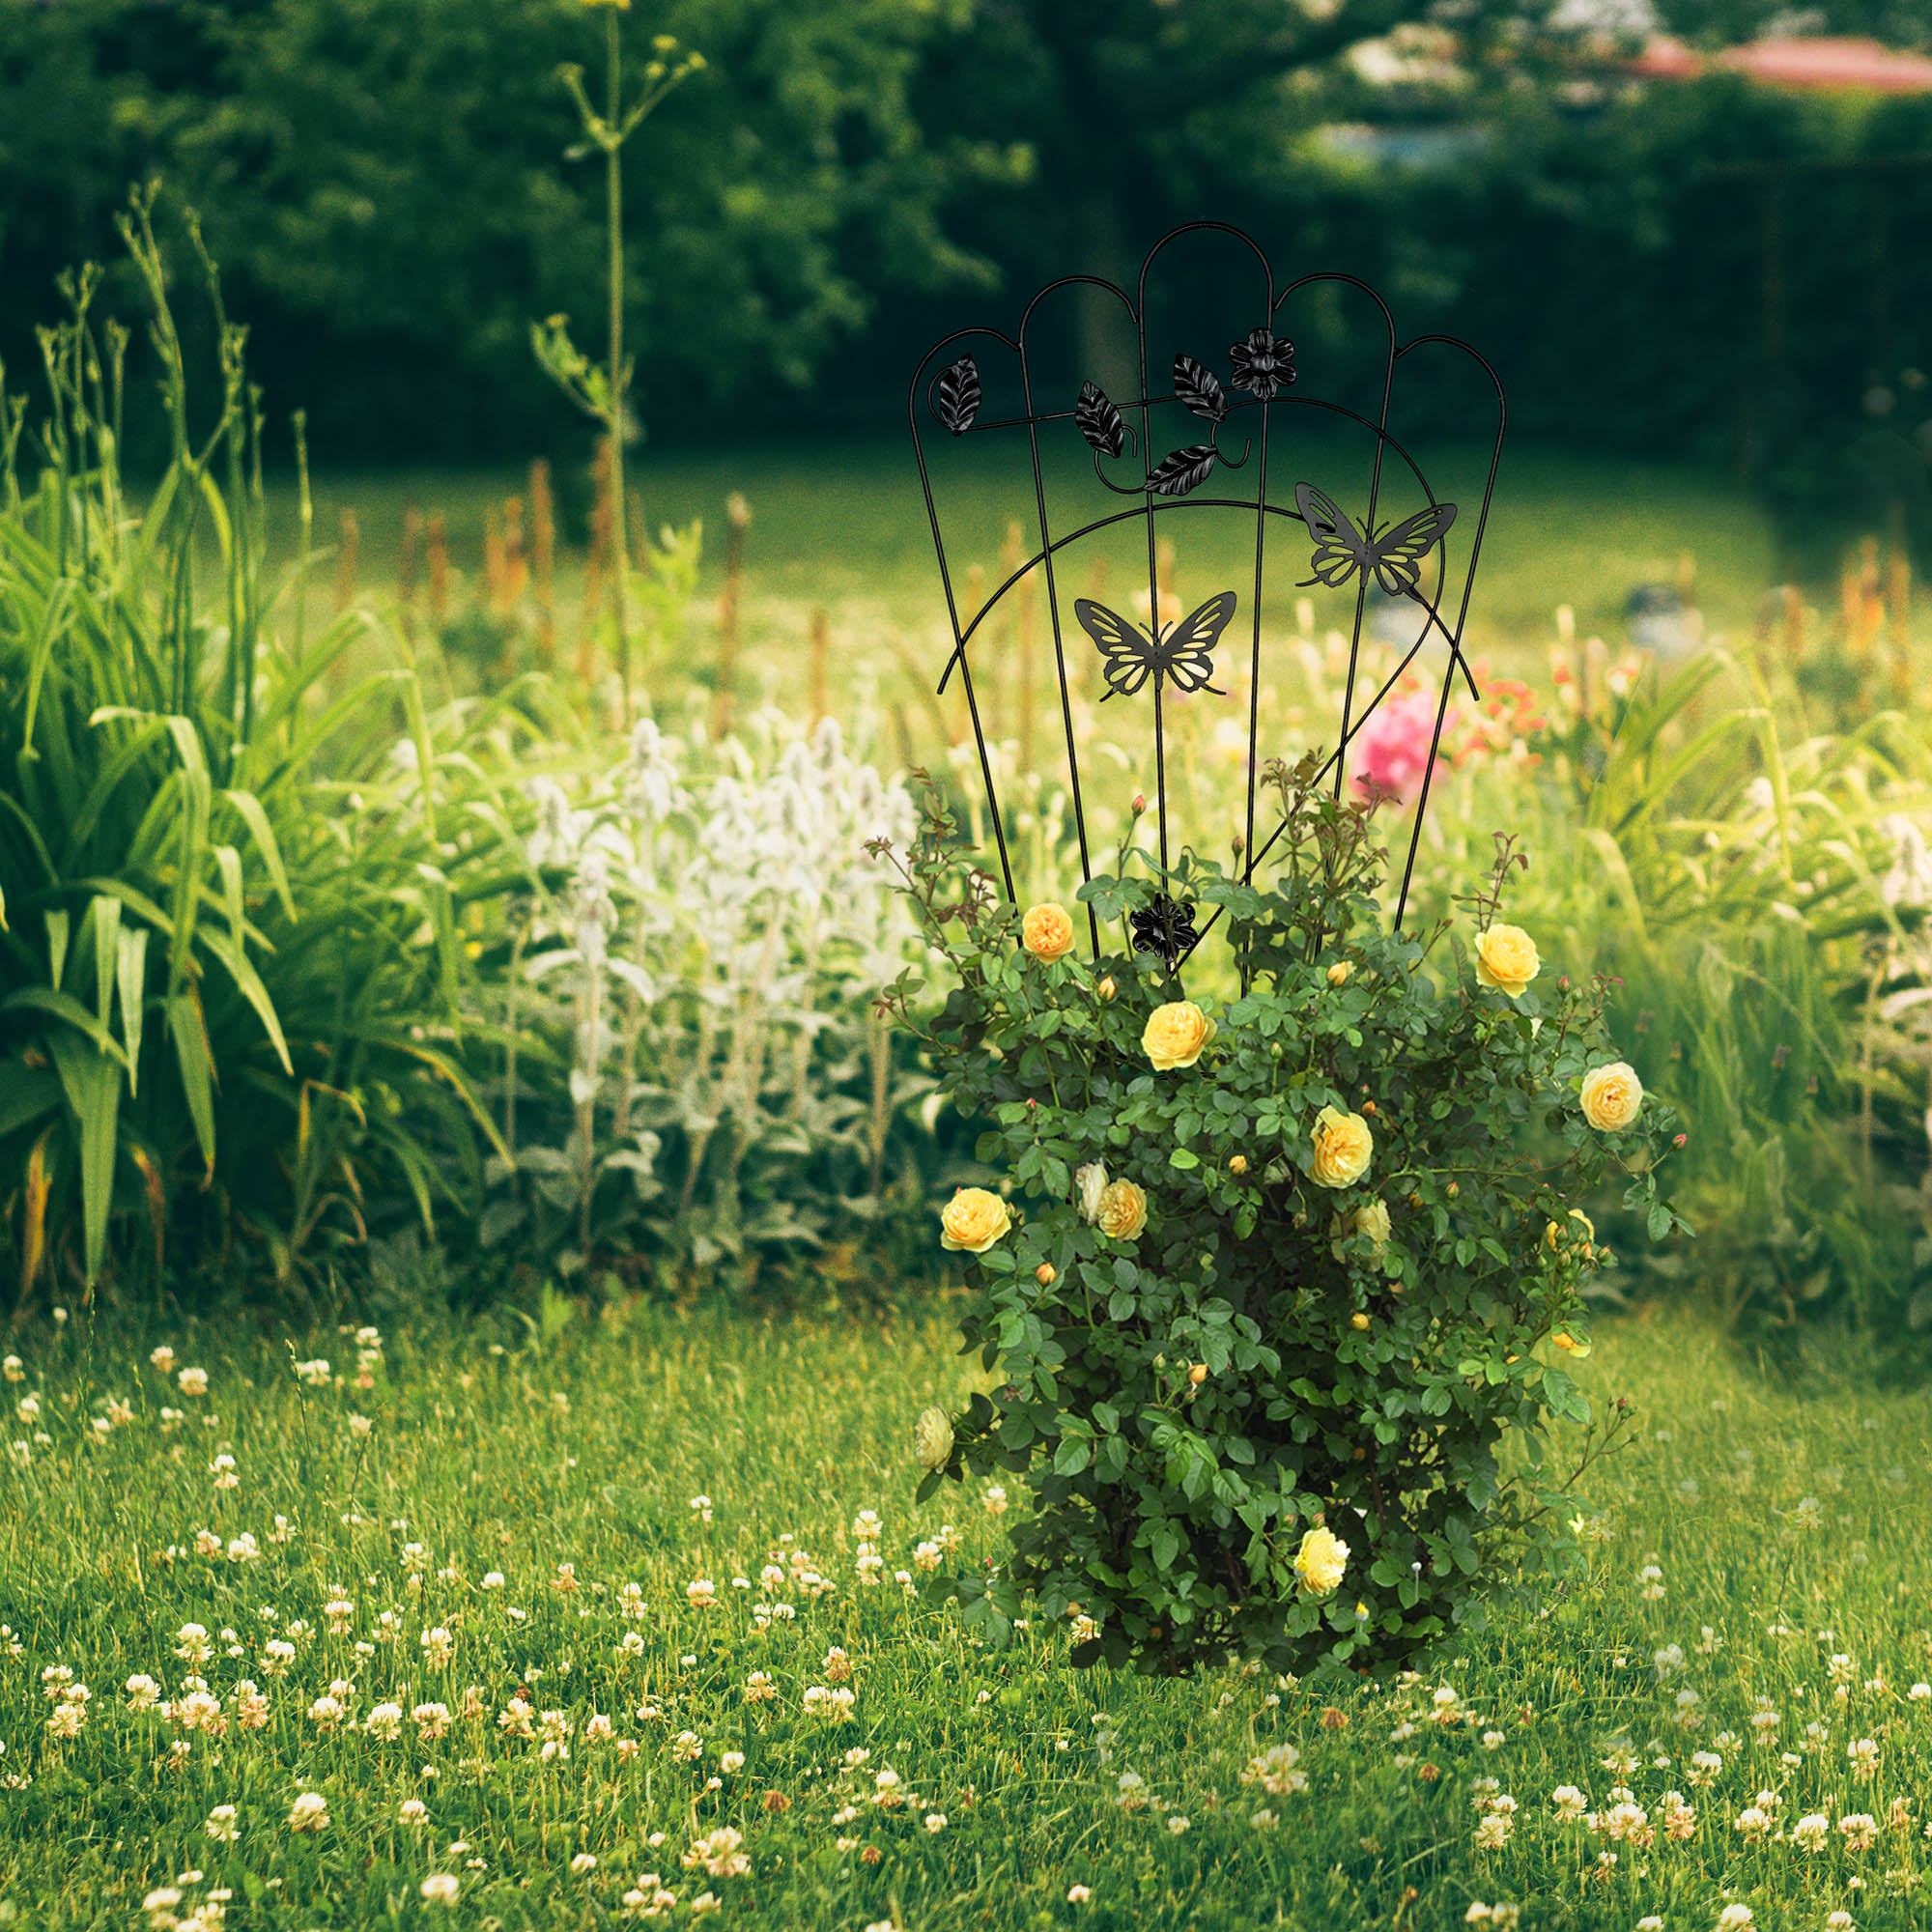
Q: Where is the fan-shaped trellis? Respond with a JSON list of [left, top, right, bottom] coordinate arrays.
[[907, 220, 1506, 967]]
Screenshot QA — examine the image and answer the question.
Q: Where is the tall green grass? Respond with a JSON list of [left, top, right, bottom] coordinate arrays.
[[0, 191, 531, 1303], [1497, 645, 1932, 1360]]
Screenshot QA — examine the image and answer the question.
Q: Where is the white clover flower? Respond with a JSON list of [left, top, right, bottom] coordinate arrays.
[[288, 1791, 329, 1832], [1791, 1812, 1831, 1852]]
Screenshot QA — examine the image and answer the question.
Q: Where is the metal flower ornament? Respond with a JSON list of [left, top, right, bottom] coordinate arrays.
[[908, 221, 1504, 968]]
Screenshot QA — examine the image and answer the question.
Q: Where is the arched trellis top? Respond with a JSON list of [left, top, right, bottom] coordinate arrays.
[[906, 219, 1506, 964]]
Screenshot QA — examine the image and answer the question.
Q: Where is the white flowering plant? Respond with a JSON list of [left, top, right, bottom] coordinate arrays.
[[477, 714, 947, 1291], [875, 754, 1689, 1678]]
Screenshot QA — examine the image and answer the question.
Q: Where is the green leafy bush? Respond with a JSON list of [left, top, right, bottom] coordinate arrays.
[[878, 758, 1686, 1677]]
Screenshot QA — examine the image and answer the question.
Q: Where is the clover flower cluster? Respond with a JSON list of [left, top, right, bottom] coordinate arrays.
[[6, 1318, 1929, 1931]]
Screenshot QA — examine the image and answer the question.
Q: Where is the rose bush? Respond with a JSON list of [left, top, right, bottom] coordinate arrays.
[[875, 756, 1688, 1678]]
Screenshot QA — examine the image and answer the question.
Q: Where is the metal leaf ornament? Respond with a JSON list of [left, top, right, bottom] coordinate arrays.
[[1147, 444, 1218, 497], [1074, 381, 1126, 459], [935, 355, 980, 435], [1172, 353, 1227, 423], [1130, 893, 1200, 969]]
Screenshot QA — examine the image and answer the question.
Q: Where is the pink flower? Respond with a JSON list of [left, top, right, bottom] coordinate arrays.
[[1349, 689, 1456, 803]]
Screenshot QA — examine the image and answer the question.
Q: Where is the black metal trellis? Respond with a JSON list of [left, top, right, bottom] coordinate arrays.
[[907, 220, 1506, 970]]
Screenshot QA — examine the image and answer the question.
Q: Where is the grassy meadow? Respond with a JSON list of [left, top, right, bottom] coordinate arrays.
[[3, 1299, 1930, 1932], [279, 438, 1782, 737]]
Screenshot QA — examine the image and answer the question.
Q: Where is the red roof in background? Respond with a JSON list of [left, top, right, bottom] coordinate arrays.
[[1633, 34, 1932, 92], [1630, 36, 1703, 81]]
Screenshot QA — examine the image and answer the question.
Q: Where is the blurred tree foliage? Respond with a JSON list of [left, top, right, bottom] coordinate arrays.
[[0, 0, 1015, 459], [1, 0, 1929, 523]]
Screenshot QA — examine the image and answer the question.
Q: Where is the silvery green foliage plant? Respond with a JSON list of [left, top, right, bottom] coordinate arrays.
[[482, 712, 939, 1286]]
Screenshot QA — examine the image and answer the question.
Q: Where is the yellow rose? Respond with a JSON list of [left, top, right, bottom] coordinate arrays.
[[1474, 923, 1540, 999], [1352, 1198, 1391, 1252], [1074, 1162, 1109, 1224], [1326, 960, 1352, 987], [1293, 1525, 1350, 1595], [1142, 1000, 1216, 1071], [940, 1186, 1011, 1253], [1095, 1179, 1148, 1241], [1551, 1331, 1593, 1359], [1021, 902, 1075, 963], [1580, 1061, 1643, 1132], [1310, 1105, 1374, 1189], [913, 1406, 953, 1472]]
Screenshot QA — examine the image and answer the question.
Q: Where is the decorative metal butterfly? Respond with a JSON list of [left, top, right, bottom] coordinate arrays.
[[1294, 482, 1457, 599], [1072, 591, 1236, 701]]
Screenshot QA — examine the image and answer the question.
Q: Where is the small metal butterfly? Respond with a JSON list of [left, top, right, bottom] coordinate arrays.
[[1130, 894, 1200, 970], [1294, 482, 1457, 600], [1072, 592, 1236, 701]]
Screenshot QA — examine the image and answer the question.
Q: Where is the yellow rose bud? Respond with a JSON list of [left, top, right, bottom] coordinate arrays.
[[913, 1406, 953, 1472], [1544, 1208, 1596, 1253], [1310, 1105, 1374, 1189], [1350, 1312, 1370, 1331], [1474, 923, 1540, 999], [1229, 1153, 1248, 1175], [1095, 1178, 1148, 1241], [1326, 959, 1351, 986], [1096, 976, 1117, 1002], [1352, 1198, 1391, 1252], [940, 1186, 1011, 1253], [1021, 902, 1075, 963], [1036, 1263, 1057, 1286], [1187, 1363, 1208, 1385], [1580, 1061, 1643, 1132], [1551, 1331, 1592, 1359], [1142, 1000, 1215, 1071], [1293, 1525, 1350, 1595]]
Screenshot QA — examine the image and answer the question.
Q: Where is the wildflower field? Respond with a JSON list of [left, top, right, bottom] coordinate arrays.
[[2, 1306, 1929, 1932]]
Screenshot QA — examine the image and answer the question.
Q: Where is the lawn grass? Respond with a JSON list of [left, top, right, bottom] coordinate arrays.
[[3, 1293, 1928, 1931]]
